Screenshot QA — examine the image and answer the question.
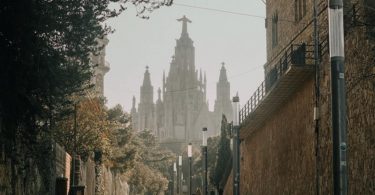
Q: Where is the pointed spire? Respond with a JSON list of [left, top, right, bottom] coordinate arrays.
[[219, 62, 228, 82], [132, 96, 136, 109], [199, 69, 202, 82], [162, 70, 166, 96], [158, 87, 161, 100], [142, 66, 151, 86], [177, 15, 192, 37], [204, 71, 207, 84], [163, 70, 166, 85], [204, 71, 207, 99]]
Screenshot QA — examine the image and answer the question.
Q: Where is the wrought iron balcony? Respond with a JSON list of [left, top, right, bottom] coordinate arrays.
[[239, 36, 328, 138]]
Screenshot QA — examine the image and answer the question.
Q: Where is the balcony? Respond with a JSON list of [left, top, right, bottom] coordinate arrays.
[[239, 38, 328, 138]]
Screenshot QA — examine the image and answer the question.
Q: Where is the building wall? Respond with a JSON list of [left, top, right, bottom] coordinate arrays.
[[318, 14, 375, 193], [240, 79, 315, 194], [224, 0, 375, 194]]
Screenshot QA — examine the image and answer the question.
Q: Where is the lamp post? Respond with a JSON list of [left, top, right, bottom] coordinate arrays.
[[328, 0, 348, 194], [173, 162, 177, 194], [188, 143, 193, 195], [202, 127, 208, 195], [178, 155, 182, 194], [232, 94, 240, 195]]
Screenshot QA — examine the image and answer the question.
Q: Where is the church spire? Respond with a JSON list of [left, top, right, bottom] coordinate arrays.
[[157, 87, 162, 101], [177, 15, 192, 37], [140, 66, 153, 104], [219, 62, 228, 82], [143, 66, 151, 87], [132, 96, 136, 109]]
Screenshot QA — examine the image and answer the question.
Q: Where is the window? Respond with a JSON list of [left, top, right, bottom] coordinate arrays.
[[272, 12, 279, 48], [295, 0, 306, 22]]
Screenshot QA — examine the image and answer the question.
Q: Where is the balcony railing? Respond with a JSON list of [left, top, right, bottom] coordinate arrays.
[[266, 43, 315, 91], [239, 81, 266, 125], [240, 43, 316, 124], [238, 0, 331, 128]]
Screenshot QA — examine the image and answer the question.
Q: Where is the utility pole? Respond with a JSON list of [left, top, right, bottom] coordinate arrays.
[[328, 0, 348, 194]]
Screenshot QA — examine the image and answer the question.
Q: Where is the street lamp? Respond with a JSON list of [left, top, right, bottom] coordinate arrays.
[[232, 94, 240, 195], [328, 0, 348, 194], [188, 143, 193, 195], [173, 162, 177, 194], [202, 127, 208, 195], [178, 155, 182, 194]]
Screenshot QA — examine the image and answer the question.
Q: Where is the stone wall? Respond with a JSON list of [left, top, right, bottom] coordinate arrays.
[[239, 79, 315, 194], [80, 159, 129, 195], [224, 0, 375, 194], [0, 140, 69, 195], [318, 14, 375, 194], [0, 141, 130, 195]]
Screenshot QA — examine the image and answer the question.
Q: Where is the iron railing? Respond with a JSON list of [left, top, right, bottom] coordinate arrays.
[[238, 0, 331, 125], [239, 41, 328, 125], [239, 81, 265, 124], [265, 43, 315, 91]]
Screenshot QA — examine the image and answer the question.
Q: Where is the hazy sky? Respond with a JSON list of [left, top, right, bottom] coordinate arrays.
[[105, 0, 267, 112]]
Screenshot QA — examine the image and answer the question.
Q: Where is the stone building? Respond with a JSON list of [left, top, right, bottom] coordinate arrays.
[[131, 16, 233, 149], [223, 0, 375, 194]]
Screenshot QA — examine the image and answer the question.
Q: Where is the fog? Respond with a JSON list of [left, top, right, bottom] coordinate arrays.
[[105, 0, 267, 111]]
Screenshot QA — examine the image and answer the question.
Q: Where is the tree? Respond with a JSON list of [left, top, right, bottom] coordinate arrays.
[[126, 130, 174, 194], [0, 0, 173, 148], [53, 97, 113, 160], [108, 105, 139, 173], [212, 115, 232, 193], [106, 105, 174, 193], [0, 1, 172, 193]]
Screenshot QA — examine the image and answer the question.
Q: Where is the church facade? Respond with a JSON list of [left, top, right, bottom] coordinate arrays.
[[131, 16, 233, 146]]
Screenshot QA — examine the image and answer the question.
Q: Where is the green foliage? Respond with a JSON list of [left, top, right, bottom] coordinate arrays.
[[108, 105, 139, 173], [0, 0, 172, 193], [0, 0, 173, 148], [106, 105, 174, 193], [126, 130, 174, 193], [53, 98, 113, 160], [107, 104, 129, 124], [1, 0, 106, 143], [207, 136, 220, 186], [212, 115, 232, 189]]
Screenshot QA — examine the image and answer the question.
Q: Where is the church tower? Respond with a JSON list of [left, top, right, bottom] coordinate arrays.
[[214, 62, 233, 123], [132, 16, 233, 151], [91, 37, 110, 97], [155, 87, 164, 138], [137, 66, 155, 131], [163, 15, 208, 141]]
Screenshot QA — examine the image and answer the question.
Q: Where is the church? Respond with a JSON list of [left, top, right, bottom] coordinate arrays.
[[131, 16, 233, 149]]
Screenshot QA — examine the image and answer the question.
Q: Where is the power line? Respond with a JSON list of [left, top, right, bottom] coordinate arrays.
[[174, 3, 265, 19], [174, 2, 297, 24]]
